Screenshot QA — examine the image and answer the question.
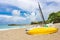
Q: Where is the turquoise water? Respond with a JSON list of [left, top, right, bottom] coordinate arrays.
[[0, 25, 26, 29]]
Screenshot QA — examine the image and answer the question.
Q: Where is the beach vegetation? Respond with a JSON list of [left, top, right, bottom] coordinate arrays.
[[48, 11, 60, 23], [31, 11, 60, 24]]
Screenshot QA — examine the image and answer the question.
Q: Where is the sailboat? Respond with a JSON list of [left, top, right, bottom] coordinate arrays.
[[26, 1, 58, 35]]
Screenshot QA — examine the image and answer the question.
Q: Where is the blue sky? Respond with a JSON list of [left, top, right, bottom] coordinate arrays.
[[0, 0, 60, 24]]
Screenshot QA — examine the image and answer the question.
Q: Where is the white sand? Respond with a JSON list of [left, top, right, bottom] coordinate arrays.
[[0, 24, 60, 40]]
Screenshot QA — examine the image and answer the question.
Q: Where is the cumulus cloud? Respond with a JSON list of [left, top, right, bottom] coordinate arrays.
[[0, 0, 60, 24], [25, 12, 37, 22], [35, 0, 60, 20], [0, 0, 60, 13], [43, 0, 60, 19], [0, 15, 26, 24], [12, 10, 20, 16], [24, 10, 42, 22], [0, 0, 38, 12]]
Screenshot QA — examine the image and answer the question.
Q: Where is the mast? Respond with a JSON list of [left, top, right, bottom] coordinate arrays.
[[38, 2, 46, 24]]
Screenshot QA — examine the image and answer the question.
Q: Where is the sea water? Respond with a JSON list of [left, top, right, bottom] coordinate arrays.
[[0, 25, 26, 31]]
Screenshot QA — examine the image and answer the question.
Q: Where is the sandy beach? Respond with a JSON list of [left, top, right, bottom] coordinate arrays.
[[0, 24, 60, 40]]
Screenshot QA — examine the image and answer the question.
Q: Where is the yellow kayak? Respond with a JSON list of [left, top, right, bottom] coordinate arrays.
[[27, 27, 58, 35]]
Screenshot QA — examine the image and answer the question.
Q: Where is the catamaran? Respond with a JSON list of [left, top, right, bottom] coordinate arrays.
[[26, 1, 58, 35]]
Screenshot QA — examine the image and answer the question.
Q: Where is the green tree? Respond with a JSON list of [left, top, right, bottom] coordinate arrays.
[[48, 11, 60, 23]]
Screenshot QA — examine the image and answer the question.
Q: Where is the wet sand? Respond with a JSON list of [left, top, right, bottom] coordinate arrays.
[[0, 24, 60, 40]]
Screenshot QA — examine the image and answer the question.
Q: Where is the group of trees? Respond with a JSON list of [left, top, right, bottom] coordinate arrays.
[[48, 11, 60, 23], [31, 11, 60, 24], [31, 21, 42, 24]]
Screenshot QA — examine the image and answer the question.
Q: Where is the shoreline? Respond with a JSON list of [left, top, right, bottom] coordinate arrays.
[[0, 27, 25, 31], [0, 23, 60, 40], [0, 23, 60, 31], [0, 26, 60, 40]]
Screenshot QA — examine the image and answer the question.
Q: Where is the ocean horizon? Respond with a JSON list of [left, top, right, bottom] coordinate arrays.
[[0, 24, 26, 31]]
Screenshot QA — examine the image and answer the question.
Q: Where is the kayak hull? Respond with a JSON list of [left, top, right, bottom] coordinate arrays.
[[27, 27, 58, 35]]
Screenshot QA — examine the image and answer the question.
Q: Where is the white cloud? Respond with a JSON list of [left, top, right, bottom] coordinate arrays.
[[0, 0, 60, 23], [0, 0, 38, 12], [28, 12, 37, 22], [36, 0, 60, 20], [10, 16, 26, 22], [24, 11, 42, 22], [43, 0, 60, 19], [47, 0, 60, 2], [0, 15, 26, 24], [12, 10, 20, 16]]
